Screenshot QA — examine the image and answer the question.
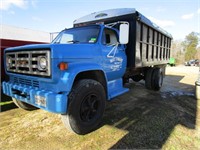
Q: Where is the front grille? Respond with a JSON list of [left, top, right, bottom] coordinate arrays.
[[11, 76, 40, 88], [6, 50, 51, 77]]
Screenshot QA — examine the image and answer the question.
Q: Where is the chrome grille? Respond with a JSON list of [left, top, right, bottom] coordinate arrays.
[[6, 50, 51, 77]]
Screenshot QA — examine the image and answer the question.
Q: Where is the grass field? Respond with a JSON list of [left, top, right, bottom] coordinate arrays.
[[0, 66, 200, 149]]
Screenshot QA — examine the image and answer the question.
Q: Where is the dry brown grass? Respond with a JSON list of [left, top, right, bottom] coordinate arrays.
[[0, 66, 199, 149]]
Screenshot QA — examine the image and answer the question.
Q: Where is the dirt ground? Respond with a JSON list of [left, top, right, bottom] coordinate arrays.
[[0, 66, 200, 150]]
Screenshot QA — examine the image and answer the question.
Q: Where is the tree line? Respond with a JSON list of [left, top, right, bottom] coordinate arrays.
[[171, 32, 200, 64]]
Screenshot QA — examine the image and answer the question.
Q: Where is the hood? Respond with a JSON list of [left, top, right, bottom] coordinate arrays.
[[5, 43, 51, 51], [5, 43, 99, 59]]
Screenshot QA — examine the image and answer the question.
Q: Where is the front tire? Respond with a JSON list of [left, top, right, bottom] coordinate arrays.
[[12, 98, 38, 111], [61, 79, 106, 135]]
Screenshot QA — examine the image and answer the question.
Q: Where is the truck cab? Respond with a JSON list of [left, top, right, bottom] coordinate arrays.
[[3, 23, 129, 134], [52, 24, 128, 82]]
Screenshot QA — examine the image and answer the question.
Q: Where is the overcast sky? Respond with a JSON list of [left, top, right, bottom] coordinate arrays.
[[0, 0, 200, 40]]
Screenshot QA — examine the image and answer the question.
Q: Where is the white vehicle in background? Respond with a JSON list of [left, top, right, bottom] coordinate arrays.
[[185, 59, 200, 67]]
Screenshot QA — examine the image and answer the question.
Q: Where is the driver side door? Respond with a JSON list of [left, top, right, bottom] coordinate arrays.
[[101, 27, 127, 81]]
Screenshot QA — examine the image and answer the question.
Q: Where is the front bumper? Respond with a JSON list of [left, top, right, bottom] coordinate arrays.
[[2, 81, 68, 114]]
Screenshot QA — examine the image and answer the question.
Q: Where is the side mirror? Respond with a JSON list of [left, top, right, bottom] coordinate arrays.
[[119, 23, 129, 44]]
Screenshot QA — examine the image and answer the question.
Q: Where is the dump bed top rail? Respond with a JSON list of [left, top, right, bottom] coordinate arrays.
[[73, 8, 172, 38]]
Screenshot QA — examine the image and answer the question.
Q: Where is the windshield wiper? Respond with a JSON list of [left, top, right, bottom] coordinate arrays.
[[67, 40, 80, 44]]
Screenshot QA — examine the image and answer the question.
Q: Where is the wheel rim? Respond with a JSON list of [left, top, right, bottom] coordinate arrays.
[[159, 72, 163, 87], [80, 94, 99, 122]]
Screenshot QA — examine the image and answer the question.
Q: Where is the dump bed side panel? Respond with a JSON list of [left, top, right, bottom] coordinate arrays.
[[135, 20, 171, 68]]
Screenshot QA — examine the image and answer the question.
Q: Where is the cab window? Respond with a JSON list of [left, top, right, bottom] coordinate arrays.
[[102, 28, 118, 45]]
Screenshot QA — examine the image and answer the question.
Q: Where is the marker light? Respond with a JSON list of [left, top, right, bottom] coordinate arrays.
[[59, 62, 68, 70]]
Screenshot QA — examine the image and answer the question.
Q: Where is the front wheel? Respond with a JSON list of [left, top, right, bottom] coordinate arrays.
[[61, 79, 106, 135]]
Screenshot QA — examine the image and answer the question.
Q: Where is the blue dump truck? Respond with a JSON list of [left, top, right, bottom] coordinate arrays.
[[2, 8, 172, 134]]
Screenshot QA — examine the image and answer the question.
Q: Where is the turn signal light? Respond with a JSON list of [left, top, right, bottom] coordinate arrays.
[[59, 62, 68, 70]]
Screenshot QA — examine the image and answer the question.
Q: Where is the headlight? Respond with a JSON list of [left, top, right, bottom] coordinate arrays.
[[6, 56, 12, 68], [38, 57, 47, 70]]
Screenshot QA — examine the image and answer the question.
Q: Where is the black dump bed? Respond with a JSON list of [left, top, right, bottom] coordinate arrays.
[[74, 8, 172, 68]]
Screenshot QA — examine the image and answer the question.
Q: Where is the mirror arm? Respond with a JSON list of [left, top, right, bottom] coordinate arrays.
[[105, 21, 129, 28]]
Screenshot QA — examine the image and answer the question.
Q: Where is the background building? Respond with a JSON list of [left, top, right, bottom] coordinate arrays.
[[0, 24, 51, 81]]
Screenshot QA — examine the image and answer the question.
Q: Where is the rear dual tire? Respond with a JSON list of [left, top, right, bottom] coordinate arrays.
[[145, 67, 163, 91]]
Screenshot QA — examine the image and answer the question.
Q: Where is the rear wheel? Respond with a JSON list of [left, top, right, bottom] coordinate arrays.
[[145, 68, 154, 89], [61, 79, 106, 135], [151, 68, 163, 91], [12, 98, 38, 111], [145, 67, 163, 91]]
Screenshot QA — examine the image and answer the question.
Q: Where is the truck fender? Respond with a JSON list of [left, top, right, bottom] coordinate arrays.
[[60, 62, 108, 95]]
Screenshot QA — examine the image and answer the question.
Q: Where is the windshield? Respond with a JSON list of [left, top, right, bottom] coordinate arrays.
[[52, 26, 100, 44]]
